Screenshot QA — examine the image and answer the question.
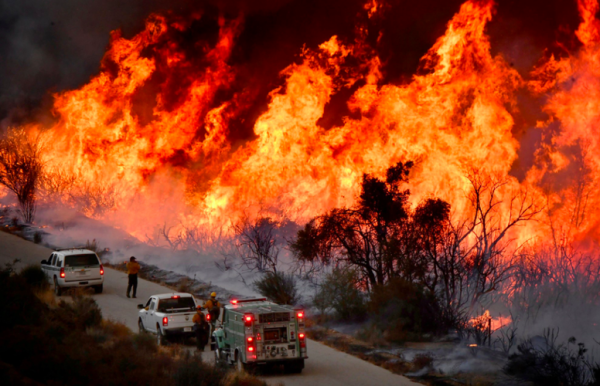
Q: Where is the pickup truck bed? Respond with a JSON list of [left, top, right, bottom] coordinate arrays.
[[138, 293, 199, 345]]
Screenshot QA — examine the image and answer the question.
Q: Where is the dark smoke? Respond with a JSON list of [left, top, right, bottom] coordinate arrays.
[[0, 0, 588, 139]]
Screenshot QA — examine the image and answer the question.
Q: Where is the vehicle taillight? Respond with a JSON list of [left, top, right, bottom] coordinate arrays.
[[247, 336, 256, 352], [60, 267, 65, 278], [162, 317, 168, 326], [299, 332, 306, 348], [99, 265, 104, 275], [171, 295, 179, 299], [244, 314, 253, 327]]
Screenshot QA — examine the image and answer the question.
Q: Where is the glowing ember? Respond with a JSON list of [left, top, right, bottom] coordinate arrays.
[[469, 310, 512, 331]]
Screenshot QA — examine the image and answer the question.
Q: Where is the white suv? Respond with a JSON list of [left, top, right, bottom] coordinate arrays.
[[41, 249, 104, 296]]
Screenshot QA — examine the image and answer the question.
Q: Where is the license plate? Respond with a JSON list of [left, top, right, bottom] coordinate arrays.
[[184, 327, 191, 332], [77, 271, 85, 276]]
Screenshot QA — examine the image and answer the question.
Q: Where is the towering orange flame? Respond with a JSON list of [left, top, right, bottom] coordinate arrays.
[[16, 0, 600, 251]]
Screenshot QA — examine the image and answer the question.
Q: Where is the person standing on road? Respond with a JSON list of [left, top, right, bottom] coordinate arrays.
[[203, 292, 221, 332], [126, 256, 141, 298], [193, 305, 209, 351]]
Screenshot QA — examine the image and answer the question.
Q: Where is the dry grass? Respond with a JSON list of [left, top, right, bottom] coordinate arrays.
[[177, 277, 195, 293], [355, 324, 393, 348], [310, 326, 498, 386], [418, 374, 496, 386], [307, 325, 408, 375], [223, 370, 271, 386], [33, 287, 57, 307], [412, 353, 434, 371], [381, 360, 411, 374], [101, 319, 133, 339]]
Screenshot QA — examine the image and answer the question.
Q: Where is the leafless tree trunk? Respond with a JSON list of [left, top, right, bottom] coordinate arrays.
[[233, 215, 280, 273], [423, 169, 541, 325], [0, 127, 43, 224]]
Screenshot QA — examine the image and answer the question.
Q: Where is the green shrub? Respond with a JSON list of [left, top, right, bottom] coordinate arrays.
[[314, 268, 366, 321], [367, 278, 443, 342], [253, 272, 300, 305], [20, 264, 49, 291]]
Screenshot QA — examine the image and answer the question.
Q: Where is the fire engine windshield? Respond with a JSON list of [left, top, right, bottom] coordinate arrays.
[[157, 297, 196, 312]]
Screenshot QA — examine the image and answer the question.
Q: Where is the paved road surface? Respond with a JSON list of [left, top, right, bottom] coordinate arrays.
[[0, 230, 420, 386]]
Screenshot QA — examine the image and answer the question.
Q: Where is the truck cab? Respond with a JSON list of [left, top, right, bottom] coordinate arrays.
[[211, 298, 307, 373]]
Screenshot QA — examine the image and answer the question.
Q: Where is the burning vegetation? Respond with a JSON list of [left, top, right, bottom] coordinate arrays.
[[3, 0, 600, 381]]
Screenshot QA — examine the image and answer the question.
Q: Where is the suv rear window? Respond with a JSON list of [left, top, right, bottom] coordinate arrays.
[[157, 297, 196, 312], [65, 254, 99, 267]]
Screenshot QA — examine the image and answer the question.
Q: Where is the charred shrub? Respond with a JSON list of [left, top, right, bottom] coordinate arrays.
[[225, 373, 268, 386], [133, 331, 158, 354], [19, 264, 49, 291], [254, 271, 300, 305], [0, 264, 268, 386], [177, 277, 195, 293], [0, 264, 44, 329], [314, 268, 366, 322], [172, 352, 225, 386], [368, 278, 443, 342], [504, 329, 600, 386], [57, 294, 102, 329], [412, 353, 434, 371], [33, 231, 43, 244]]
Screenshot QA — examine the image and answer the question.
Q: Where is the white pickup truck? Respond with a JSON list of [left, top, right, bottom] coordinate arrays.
[[137, 293, 199, 345]]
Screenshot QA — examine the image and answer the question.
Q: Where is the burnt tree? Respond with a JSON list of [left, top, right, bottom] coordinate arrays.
[[291, 161, 444, 290], [234, 215, 280, 273], [0, 128, 43, 224], [418, 169, 541, 325]]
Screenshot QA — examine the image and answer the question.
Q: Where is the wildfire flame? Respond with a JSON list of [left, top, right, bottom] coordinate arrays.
[[469, 310, 512, 331], [10, 0, 600, 253]]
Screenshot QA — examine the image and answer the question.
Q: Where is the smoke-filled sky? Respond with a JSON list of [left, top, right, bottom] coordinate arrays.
[[0, 0, 583, 131]]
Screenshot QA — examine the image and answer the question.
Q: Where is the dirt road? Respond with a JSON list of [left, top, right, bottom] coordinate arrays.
[[0, 230, 420, 386]]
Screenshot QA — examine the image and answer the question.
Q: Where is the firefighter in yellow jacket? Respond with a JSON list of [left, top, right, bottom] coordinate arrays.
[[203, 292, 221, 329], [192, 306, 209, 351], [126, 256, 141, 298]]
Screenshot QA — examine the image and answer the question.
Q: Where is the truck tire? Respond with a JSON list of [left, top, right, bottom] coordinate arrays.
[[157, 326, 166, 346], [235, 351, 246, 372], [214, 348, 224, 366], [54, 278, 62, 297], [94, 284, 103, 294], [138, 318, 146, 334], [284, 359, 304, 374]]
